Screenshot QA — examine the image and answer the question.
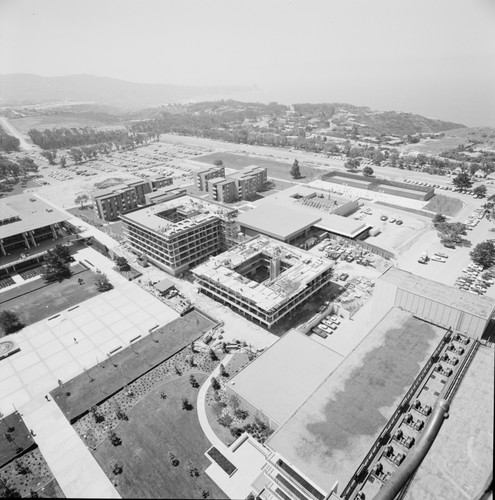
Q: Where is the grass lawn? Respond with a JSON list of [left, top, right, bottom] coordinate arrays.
[[193, 152, 322, 183], [423, 194, 463, 216], [66, 205, 103, 224], [52, 310, 216, 422], [93, 374, 228, 499], [0, 267, 100, 332]]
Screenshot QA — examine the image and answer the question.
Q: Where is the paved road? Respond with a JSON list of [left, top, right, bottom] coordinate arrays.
[[0, 116, 34, 150]]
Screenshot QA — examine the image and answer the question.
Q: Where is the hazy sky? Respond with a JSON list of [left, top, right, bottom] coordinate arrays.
[[1, 0, 494, 126]]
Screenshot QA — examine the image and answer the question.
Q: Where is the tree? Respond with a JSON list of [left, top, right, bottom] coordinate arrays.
[[0, 310, 23, 335], [41, 247, 72, 283], [470, 241, 495, 269], [60, 155, 67, 168], [114, 256, 130, 271], [452, 172, 472, 190], [473, 185, 487, 198], [290, 159, 301, 179], [344, 158, 360, 171], [433, 213, 446, 226], [362, 166, 374, 176], [210, 377, 221, 391], [213, 160, 223, 167], [74, 194, 89, 209], [95, 273, 112, 292]]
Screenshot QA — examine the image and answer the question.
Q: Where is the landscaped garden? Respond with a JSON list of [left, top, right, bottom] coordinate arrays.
[[205, 352, 274, 447], [58, 323, 228, 499], [0, 264, 100, 331], [92, 373, 227, 499], [51, 310, 216, 422], [0, 412, 64, 498]]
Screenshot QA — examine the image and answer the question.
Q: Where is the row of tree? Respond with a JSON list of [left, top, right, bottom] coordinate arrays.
[[0, 127, 20, 152], [27, 127, 157, 151]]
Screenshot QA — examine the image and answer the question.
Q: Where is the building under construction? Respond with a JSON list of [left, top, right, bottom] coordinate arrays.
[[120, 194, 243, 276], [191, 236, 333, 328]]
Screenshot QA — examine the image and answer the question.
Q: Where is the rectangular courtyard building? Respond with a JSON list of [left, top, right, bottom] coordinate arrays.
[[191, 236, 333, 328], [120, 195, 242, 276]]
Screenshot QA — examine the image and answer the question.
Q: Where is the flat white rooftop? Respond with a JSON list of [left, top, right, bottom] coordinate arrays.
[[119, 194, 235, 237], [227, 330, 344, 426], [266, 308, 446, 494], [192, 236, 333, 312], [0, 193, 68, 239]]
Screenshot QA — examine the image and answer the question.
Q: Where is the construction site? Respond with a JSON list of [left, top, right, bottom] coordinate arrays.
[[191, 236, 334, 329]]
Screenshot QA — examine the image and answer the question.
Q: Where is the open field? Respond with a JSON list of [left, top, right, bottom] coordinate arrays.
[[192, 151, 322, 182], [423, 194, 464, 216], [51, 310, 216, 421], [0, 267, 100, 332], [93, 374, 228, 499], [399, 127, 495, 155], [10, 114, 124, 134]]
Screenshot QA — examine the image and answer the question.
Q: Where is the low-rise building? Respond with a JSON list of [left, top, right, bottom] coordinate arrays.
[[192, 235, 333, 328], [196, 165, 226, 192], [201, 165, 268, 202], [93, 176, 173, 220]]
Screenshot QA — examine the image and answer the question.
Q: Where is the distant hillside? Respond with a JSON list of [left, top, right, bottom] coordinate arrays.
[[0, 74, 254, 109], [293, 102, 465, 135]]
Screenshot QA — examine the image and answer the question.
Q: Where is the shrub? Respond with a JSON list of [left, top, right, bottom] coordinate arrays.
[[235, 408, 249, 421], [189, 375, 199, 388], [218, 414, 233, 427], [168, 452, 180, 467], [0, 310, 23, 334], [108, 431, 122, 446], [95, 273, 113, 292], [15, 459, 31, 475], [116, 409, 128, 421], [209, 348, 218, 361], [90, 405, 105, 423], [182, 397, 193, 411], [185, 459, 200, 478], [112, 462, 123, 475], [210, 377, 221, 391], [230, 427, 244, 438]]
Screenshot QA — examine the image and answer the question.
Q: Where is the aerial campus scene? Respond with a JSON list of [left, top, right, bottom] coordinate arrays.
[[0, 1, 494, 499]]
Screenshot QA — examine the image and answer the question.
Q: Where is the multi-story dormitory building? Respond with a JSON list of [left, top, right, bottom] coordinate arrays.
[[197, 165, 267, 203], [92, 175, 173, 221], [120, 194, 243, 276]]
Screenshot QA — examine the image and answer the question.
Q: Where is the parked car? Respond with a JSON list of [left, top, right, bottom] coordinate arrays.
[[380, 215, 388, 221], [396, 220, 403, 225], [339, 273, 349, 281]]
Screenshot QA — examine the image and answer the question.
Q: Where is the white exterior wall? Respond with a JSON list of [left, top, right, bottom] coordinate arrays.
[[374, 278, 488, 338]]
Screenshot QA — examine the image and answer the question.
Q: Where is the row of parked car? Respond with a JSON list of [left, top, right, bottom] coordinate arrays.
[[464, 207, 485, 230], [454, 263, 493, 295], [310, 314, 341, 339]]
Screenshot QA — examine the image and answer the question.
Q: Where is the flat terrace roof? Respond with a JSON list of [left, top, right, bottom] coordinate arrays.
[[238, 203, 320, 241], [192, 236, 333, 312], [380, 267, 495, 319], [119, 195, 235, 237], [0, 194, 68, 240], [266, 308, 446, 494], [227, 330, 344, 426]]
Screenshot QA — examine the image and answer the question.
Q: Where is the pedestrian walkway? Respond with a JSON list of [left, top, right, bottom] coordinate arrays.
[[21, 397, 120, 498], [196, 356, 268, 499]]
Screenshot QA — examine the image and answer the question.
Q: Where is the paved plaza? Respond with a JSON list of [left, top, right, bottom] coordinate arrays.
[[0, 246, 180, 497]]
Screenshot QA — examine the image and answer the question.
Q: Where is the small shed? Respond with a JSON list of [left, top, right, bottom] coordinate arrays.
[[154, 279, 175, 295]]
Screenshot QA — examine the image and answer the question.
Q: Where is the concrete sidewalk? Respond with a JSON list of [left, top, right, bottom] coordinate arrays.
[[22, 397, 120, 498]]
